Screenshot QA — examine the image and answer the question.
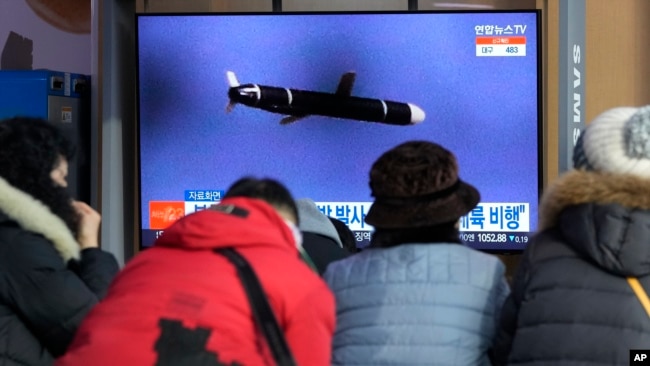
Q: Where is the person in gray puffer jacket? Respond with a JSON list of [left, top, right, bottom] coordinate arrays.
[[325, 141, 509, 366], [493, 105, 650, 366]]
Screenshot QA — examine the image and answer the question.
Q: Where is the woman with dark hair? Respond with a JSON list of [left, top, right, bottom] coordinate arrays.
[[324, 140, 509, 366], [0, 117, 119, 365]]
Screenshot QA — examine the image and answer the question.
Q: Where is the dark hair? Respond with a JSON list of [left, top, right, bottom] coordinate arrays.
[[328, 217, 358, 253], [369, 221, 461, 248], [224, 177, 299, 224], [0, 117, 79, 234]]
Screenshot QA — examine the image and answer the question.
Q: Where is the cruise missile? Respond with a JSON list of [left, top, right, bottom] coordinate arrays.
[[226, 71, 425, 126]]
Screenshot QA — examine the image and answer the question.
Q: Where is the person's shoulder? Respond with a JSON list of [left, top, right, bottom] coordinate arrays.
[[454, 244, 507, 268], [252, 248, 324, 284], [521, 227, 577, 266], [0, 217, 23, 241], [321, 248, 380, 287], [262, 252, 334, 307], [0, 222, 69, 268], [402, 244, 506, 275]]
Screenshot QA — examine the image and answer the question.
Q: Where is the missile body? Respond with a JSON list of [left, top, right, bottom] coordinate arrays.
[[226, 72, 425, 126]]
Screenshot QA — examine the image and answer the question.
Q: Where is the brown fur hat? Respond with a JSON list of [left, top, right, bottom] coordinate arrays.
[[365, 140, 480, 229]]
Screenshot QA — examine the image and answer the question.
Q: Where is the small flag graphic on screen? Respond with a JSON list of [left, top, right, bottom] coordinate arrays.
[[631, 350, 650, 365]]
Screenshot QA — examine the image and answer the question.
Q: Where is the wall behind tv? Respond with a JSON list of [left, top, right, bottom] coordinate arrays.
[[0, 0, 91, 73], [585, 0, 650, 122]]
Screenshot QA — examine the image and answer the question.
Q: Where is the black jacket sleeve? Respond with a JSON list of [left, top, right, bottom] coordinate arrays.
[[4, 231, 119, 357], [68, 247, 120, 299], [301, 232, 350, 275], [492, 244, 533, 366]]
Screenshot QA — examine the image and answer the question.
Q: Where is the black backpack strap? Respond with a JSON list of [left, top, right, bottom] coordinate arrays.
[[214, 248, 297, 366]]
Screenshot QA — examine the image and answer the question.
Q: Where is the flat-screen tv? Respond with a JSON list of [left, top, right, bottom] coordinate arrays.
[[136, 10, 542, 252]]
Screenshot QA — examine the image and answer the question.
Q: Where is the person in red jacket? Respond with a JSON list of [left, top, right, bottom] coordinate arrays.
[[56, 177, 336, 366]]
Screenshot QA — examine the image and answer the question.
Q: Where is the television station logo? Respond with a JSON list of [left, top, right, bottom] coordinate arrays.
[[475, 24, 528, 57]]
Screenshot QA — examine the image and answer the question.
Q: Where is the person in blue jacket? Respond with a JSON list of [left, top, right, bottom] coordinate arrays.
[[324, 140, 509, 366]]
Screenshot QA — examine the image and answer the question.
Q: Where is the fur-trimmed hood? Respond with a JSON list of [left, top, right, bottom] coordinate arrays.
[[539, 170, 650, 276], [0, 177, 79, 262], [539, 170, 650, 230]]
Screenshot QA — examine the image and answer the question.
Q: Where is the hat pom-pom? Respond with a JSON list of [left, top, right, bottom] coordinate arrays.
[[625, 105, 650, 159]]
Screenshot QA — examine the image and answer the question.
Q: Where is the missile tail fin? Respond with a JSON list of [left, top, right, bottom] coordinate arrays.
[[280, 115, 308, 125], [226, 71, 239, 113], [226, 71, 240, 87], [335, 72, 356, 96]]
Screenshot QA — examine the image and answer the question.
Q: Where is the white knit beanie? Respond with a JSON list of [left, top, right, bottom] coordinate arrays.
[[573, 105, 650, 178]]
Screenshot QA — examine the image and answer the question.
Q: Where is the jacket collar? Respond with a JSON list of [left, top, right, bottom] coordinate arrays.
[[539, 170, 650, 276], [539, 170, 650, 231], [0, 177, 79, 262]]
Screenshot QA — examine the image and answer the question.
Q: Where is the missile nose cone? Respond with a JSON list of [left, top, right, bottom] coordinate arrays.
[[408, 103, 425, 124]]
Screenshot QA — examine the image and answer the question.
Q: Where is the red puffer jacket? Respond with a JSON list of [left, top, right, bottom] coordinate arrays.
[[56, 197, 336, 366]]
